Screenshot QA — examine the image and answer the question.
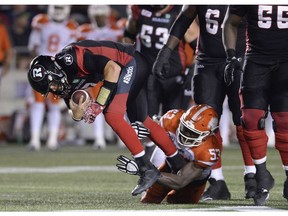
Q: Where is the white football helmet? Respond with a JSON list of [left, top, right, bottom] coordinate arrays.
[[177, 104, 218, 147], [48, 5, 71, 22], [88, 5, 111, 17], [88, 5, 111, 27]]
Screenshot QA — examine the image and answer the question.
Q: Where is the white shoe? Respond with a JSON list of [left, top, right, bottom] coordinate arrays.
[[93, 138, 106, 150], [27, 142, 41, 151], [46, 141, 59, 151]]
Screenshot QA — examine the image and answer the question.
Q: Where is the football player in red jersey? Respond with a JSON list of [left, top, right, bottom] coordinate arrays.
[[27, 39, 186, 196], [152, 5, 256, 201], [223, 5, 288, 206], [117, 104, 221, 204]]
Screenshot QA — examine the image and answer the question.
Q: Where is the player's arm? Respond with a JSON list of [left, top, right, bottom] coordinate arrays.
[[122, 7, 137, 44], [222, 7, 243, 52], [166, 5, 198, 50], [152, 5, 197, 79], [157, 161, 203, 190]]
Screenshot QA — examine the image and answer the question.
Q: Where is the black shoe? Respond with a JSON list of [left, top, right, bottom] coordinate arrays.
[[253, 170, 275, 206], [131, 166, 160, 196], [201, 178, 231, 200], [244, 173, 257, 199], [283, 178, 288, 201]]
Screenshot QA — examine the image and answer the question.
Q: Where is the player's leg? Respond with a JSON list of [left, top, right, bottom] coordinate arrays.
[[141, 163, 172, 203], [166, 179, 207, 204], [227, 67, 257, 199], [28, 90, 45, 151], [241, 59, 274, 206], [270, 60, 288, 201], [92, 113, 106, 150], [192, 61, 231, 200], [46, 95, 61, 151]]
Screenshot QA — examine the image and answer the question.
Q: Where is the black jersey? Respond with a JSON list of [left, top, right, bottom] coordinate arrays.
[[131, 5, 186, 74], [196, 5, 246, 62], [229, 5, 288, 57], [55, 40, 135, 91]]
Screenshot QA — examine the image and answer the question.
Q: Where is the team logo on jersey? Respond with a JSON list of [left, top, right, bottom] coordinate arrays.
[[141, 9, 152, 17], [30, 65, 45, 81], [64, 54, 73, 65], [123, 66, 134, 84]]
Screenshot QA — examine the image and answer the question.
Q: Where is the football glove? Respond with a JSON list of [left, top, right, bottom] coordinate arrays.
[[131, 121, 150, 139], [224, 49, 242, 86], [116, 155, 139, 176], [83, 102, 105, 124], [152, 45, 172, 79]]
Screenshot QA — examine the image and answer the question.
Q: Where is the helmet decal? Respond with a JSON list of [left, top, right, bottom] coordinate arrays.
[[30, 65, 46, 81], [64, 54, 73, 65]]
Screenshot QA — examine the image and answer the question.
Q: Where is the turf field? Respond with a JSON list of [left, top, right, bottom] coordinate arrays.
[[0, 142, 287, 212]]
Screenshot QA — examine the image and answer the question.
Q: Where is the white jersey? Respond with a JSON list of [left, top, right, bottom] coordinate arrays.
[[28, 14, 78, 56], [78, 24, 123, 42]]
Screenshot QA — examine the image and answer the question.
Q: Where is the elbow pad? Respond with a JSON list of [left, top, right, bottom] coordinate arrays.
[[170, 13, 194, 39]]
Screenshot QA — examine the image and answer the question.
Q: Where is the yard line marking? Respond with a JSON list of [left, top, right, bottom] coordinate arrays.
[[0, 165, 281, 174], [0, 166, 117, 173]]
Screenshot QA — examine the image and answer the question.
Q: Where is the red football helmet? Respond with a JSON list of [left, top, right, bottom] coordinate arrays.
[[177, 104, 218, 147]]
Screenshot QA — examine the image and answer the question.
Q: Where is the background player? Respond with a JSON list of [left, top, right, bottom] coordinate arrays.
[[27, 5, 77, 151], [152, 5, 256, 200], [223, 4, 288, 206], [77, 5, 124, 150], [123, 5, 197, 157]]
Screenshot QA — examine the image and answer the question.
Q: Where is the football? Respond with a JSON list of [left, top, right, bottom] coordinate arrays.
[[71, 90, 91, 104]]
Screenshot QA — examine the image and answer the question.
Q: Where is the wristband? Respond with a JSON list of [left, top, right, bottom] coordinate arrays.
[[95, 80, 117, 106], [226, 49, 237, 59]]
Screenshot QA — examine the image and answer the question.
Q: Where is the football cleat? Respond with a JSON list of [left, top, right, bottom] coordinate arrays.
[[283, 177, 288, 201], [253, 170, 275, 206], [131, 166, 160, 196], [201, 178, 231, 200], [244, 173, 257, 199]]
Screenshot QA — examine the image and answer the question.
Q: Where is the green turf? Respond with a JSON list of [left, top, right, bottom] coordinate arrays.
[[0, 143, 287, 211]]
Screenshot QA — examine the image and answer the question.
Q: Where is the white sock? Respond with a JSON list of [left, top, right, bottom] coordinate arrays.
[[210, 167, 225, 181], [150, 146, 166, 168], [29, 102, 45, 146]]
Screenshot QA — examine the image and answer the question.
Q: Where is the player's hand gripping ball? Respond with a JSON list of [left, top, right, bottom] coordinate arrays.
[[69, 90, 92, 121]]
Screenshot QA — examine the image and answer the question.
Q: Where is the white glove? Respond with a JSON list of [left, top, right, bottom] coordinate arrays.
[[116, 155, 139, 176], [131, 121, 150, 139]]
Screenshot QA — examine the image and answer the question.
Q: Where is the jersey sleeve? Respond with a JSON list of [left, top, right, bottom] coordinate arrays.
[[192, 136, 221, 168], [228, 5, 249, 17]]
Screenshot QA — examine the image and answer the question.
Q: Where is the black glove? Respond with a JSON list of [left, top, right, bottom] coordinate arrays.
[[224, 49, 242, 86], [131, 121, 150, 140], [116, 155, 140, 175], [152, 45, 172, 79]]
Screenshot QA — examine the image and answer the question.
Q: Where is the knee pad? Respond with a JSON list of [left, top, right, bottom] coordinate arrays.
[[241, 109, 267, 130], [271, 112, 288, 132]]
